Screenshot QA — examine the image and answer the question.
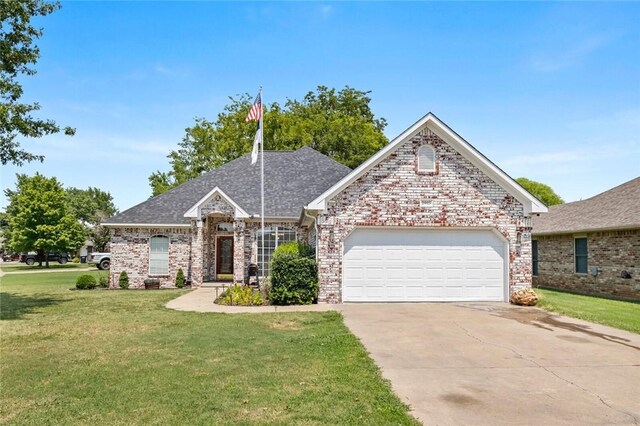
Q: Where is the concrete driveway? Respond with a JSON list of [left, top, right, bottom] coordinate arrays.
[[339, 303, 640, 425]]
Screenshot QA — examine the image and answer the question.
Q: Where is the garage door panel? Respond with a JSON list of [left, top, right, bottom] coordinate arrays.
[[343, 228, 506, 302]]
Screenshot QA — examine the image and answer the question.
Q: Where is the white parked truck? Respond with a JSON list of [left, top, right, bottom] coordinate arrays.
[[88, 252, 110, 270]]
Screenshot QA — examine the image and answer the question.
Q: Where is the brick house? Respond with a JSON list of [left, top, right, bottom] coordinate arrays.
[[104, 113, 547, 303], [531, 177, 640, 300]]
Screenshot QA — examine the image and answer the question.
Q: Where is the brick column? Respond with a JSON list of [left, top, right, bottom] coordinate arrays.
[[190, 219, 203, 287], [233, 220, 245, 283]]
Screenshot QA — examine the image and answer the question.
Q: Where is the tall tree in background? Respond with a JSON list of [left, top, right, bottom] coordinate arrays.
[[1, 0, 74, 166], [149, 86, 388, 196], [516, 177, 564, 206], [65, 187, 118, 252], [5, 173, 85, 267]]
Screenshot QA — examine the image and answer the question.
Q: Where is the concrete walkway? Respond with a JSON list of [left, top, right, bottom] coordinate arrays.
[[340, 303, 640, 426], [165, 288, 337, 313]]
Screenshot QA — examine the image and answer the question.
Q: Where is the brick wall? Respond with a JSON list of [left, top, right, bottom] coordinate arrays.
[[110, 227, 192, 288], [533, 229, 640, 300], [316, 128, 531, 303]]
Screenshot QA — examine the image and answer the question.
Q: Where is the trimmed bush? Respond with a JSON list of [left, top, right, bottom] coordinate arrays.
[[269, 254, 318, 305], [72, 256, 80, 263], [216, 285, 263, 306], [98, 273, 109, 288], [175, 268, 185, 288], [273, 241, 314, 259], [119, 271, 129, 289], [76, 274, 97, 290]]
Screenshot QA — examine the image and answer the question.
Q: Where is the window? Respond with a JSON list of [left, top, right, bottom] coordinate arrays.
[[217, 223, 233, 232], [257, 226, 296, 276], [574, 237, 588, 274], [150, 236, 169, 275], [418, 145, 436, 172], [532, 240, 538, 276]]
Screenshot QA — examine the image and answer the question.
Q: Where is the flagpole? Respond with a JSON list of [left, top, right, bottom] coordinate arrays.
[[259, 86, 265, 280]]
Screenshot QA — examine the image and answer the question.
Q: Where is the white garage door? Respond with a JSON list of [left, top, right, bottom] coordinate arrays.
[[343, 228, 507, 302]]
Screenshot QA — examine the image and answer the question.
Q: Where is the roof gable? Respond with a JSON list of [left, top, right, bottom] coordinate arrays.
[[183, 187, 249, 219], [306, 112, 548, 215]]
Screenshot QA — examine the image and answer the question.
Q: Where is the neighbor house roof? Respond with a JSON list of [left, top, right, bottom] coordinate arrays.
[[306, 112, 548, 215], [104, 147, 351, 226], [531, 177, 640, 235]]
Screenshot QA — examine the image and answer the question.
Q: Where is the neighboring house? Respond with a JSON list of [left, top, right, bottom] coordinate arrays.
[[531, 177, 640, 300], [104, 112, 546, 303]]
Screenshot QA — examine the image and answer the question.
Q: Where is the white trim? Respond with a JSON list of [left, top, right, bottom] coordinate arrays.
[[306, 112, 548, 216], [103, 223, 191, 228], [183, 186, 249, 219], [340, 226, 510, 303]]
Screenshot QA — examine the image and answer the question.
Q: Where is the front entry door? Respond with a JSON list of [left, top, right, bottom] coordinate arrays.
[[216, 236, 234, 277]]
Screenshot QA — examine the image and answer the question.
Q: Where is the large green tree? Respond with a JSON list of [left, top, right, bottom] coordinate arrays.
[[149, 86, 388, 195], [516, 177, 564, 206], [5, 173, 85, 267], [65, 187, 118, 252], [1, 0, 74, 166]]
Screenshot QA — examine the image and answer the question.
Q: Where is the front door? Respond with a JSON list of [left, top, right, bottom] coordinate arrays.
[[216, 236, 234, 278]]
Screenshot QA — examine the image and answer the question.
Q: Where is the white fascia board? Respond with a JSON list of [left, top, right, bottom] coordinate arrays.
[[102, 223, 191, 228], [306, 112, 548, 215], [183, 186, 249, 219]]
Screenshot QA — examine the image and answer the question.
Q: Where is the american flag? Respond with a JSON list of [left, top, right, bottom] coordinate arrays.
[[244, 93, 262, 122]]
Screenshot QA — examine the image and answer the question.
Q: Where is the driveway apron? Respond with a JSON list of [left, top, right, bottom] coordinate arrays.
[[339, 303, 640, 425]]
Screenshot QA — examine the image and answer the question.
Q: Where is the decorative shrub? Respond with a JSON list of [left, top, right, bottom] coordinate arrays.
[[72, 256, 80, 263], [119, 271, 129, 289], [175, 268, 185, 288], [98, 273, 109, 288], [216, 285, 263, 306], [269, 253, 318, 305], [273, 241, 314, 259], [76, 274, 97, 290]]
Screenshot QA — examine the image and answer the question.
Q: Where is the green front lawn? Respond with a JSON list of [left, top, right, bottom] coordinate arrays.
[[537, 288, 640, 334], [0, 262, 94, 273], [1, 271, 417, 425]]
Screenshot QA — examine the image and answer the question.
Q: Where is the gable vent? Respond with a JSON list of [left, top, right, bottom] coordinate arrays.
[[418, 145, 436, 172]]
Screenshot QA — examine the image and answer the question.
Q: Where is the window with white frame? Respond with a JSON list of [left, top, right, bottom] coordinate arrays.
[[418, 145, 436, 172], [257, 226, 296, 276], [149, 236, 169, 275], [574, 237, 588, 274]]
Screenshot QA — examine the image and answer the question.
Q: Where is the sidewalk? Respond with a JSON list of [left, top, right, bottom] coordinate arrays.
[[165, 288, 338, 314]]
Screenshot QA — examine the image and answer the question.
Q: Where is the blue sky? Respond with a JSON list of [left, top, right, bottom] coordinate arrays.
[[2, 1, 639, 212]]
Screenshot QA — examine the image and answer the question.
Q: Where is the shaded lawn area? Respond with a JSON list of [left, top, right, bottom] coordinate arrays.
[[0, 262, 94, 273], [537, 288, 640, 334], [1, 271, 417, 425]]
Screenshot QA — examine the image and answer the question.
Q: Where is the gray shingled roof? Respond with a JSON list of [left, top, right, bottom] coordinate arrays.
[[106, 147, 351, 225], [532, 177, 640, 235]]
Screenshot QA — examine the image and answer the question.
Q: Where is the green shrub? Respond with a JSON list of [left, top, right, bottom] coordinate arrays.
[[72, 256, 80, 263], [216, 285, 264, 306], [273, 241, 314, 259], [76, 274, 97, 290], [269, 254, 318, 305], [98, 273, 109, 288], [175, 268, 185, 288], [119, 271, 129, 289]]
